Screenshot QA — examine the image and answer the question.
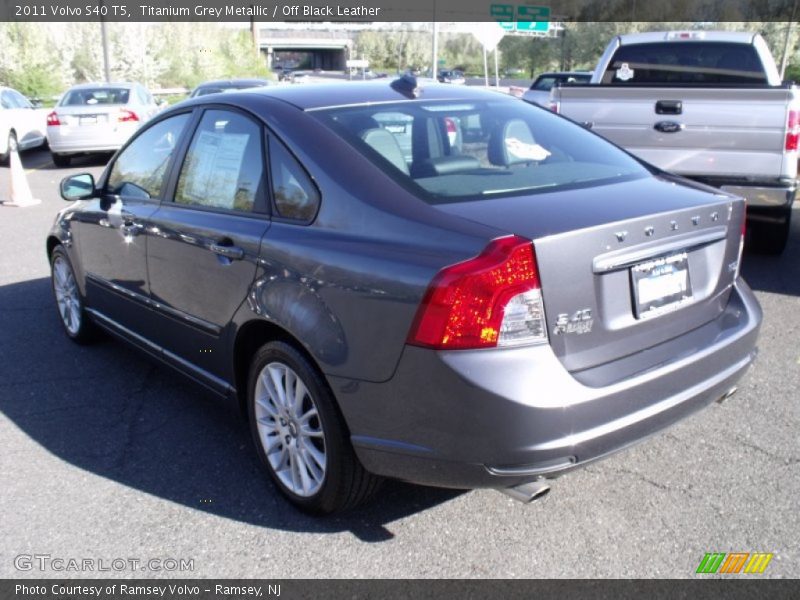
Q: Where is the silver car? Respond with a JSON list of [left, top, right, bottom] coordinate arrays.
[[522, 71, 592, 107], [47, 82, 160, 167]]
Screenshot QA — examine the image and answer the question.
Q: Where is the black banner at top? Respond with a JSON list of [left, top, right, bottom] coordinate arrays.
[[3, 0, 800, 22]]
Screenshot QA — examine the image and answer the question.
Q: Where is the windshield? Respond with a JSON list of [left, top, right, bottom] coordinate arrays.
[[60, 87, 130, 106], [313, 98, 649, 203]]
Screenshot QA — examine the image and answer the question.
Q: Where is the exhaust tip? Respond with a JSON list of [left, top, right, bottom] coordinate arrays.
[[500, 480, 551, 504], [717, 386, 738, 404]]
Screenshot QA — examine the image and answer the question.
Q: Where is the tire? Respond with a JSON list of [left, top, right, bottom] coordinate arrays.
[[50, 246, 97, 344], [52, 153, 71, 168], [247, 341, 381, 514], [748, 209, 791, 255], [0, 131, 17, 166]]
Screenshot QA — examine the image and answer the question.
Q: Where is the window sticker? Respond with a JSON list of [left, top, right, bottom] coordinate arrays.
[[184, 131, 249, 209], [616, 63, 635, 81], [505, 137, 551, 161]]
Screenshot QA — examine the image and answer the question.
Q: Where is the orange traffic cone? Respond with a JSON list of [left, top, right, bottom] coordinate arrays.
[[2, 142, 40, 207]]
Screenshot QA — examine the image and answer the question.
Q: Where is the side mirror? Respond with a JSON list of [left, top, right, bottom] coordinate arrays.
[[60, 173, 96, 201]]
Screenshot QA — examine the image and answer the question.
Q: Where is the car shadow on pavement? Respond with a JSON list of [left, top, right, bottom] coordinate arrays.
[[741, 211, 800, 297], [0, 277, 463, 543]]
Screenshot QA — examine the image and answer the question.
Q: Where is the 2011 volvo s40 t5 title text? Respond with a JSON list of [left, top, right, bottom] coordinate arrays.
[[47, 77, 761, 513]]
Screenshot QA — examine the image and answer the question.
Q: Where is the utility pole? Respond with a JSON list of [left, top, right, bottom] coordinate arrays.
[[432, 21, 439, 80], [779, 0, 797, 80], [100, 1, 111, 82]]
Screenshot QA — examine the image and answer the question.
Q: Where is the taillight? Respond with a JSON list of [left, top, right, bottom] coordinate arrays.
[[118, 109, 139, 123], [786, 109, 799, 151], [444, 117, 457, 134], [407, 236, 548, 350], [46, 111, 61, 126], [548, 100, 560, 113]]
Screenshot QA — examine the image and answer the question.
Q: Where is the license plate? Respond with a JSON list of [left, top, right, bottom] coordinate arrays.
[[631, 252, 692, 318], [80, 115, 98, 125]]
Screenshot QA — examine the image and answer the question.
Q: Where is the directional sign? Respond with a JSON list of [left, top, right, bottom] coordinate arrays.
[[491, 3, 551, 34], [517, 5, 550, 32], [490, 4, 514, 31]]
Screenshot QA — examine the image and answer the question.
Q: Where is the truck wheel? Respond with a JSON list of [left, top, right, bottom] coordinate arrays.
[[748, 209, 791, 255], [247, 341, 381, 514]]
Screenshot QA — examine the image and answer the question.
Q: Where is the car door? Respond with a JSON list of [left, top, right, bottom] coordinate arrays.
[[146, 108, 271, 382], [72, 112, 192, 334]]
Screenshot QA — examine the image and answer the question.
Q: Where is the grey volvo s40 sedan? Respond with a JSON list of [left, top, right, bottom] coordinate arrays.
[[48, 78, 761, 513]]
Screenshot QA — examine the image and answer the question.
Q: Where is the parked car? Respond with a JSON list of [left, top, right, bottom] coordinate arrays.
[[437, 69, 466, 84], [288, 71, 311, 84], [189, 79, 272, 98], [0, 86, 47, 164], [49, 78, 761, 514], [47, 82, 160, 167], [552, 31, 797, 254], [522, 71, 592, 106]]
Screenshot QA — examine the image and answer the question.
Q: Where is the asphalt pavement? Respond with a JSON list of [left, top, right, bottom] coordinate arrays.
[[0, 148, 797, 578]]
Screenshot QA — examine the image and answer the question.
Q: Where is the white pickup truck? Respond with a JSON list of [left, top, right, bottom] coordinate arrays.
[[550, 31, 798, 254]]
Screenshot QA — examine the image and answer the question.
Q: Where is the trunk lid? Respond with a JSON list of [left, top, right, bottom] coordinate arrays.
[[436, 174, 746, 374]]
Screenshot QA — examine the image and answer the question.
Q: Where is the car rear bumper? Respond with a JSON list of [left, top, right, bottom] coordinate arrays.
[[330, 279, 761, 489], [47, 124, 136, 155], [719, 182, 796, 211]]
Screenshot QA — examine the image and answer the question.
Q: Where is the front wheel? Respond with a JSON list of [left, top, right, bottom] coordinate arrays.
[[50, 246, 96, 343], [0, 131, 17, 165], [247, 341, 381, 514]]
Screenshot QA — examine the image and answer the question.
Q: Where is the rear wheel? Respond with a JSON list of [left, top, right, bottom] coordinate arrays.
[[50, 246, 96, 343], [247, 341, 380, 514], [0, 131, 17, 165], [52, 153, 71, 168], [748, 209, 791, 255]]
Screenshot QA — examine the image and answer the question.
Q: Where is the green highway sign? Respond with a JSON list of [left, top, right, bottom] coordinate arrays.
[[516, 5, 550, 32], [490, 3, 550, 33], [490, 3, 515, 30]]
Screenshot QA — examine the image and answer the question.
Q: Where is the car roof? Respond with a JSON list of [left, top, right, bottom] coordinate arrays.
[[230, 79, 514, 111], [65, 82, 141, 90], [195, 79, 269, 88], [618, 31, 758, 45]]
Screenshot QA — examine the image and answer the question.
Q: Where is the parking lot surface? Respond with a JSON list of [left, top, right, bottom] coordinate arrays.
[[0, 149, 798, 578]]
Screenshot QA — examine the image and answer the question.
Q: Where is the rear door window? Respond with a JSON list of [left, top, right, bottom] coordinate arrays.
[[601, 42, 768, 85]]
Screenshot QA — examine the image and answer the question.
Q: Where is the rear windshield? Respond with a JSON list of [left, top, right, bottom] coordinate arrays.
[[60, 87, 130, 106], [601, 41, 767, 85], [313, 99, 648, 204]]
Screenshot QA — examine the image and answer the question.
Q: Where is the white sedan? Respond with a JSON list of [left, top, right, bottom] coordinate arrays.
[[0, 86, 47, 164]]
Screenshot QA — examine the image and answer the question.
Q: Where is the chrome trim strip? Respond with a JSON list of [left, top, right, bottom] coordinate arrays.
[[592, 226, 728, 273]]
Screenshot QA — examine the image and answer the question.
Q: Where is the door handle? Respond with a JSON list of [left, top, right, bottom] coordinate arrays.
[[210, 242, 244, 261], [120, 222, 143, 237], [655, 100, 682, 115]]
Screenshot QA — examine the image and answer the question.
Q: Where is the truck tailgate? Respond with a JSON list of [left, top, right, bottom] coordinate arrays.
[[555, 85, 797, 180]]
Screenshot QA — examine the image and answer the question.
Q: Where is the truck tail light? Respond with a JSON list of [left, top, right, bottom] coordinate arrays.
[[407, 236, 548, 350], [46, 111, 61, 126], [785, 109, 799, 151], [117, 109, 139, 123]]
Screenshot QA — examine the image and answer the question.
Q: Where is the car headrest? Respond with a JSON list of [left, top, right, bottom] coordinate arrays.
[[488, 119, 548, 166], [360, 128, 409, 175]]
